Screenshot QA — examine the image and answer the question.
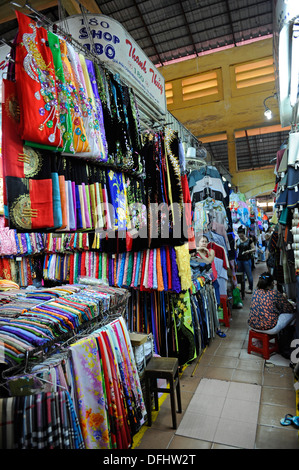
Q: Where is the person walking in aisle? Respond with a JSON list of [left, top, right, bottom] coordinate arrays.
[[236, 227, 255, 294]]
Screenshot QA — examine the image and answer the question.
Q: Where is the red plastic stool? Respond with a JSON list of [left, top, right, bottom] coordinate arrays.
[[247, 329, 279, 360], [219, 295, 231, 328]]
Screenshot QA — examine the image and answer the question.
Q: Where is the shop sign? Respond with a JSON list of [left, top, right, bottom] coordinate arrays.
[[55, 15, 166, 117]]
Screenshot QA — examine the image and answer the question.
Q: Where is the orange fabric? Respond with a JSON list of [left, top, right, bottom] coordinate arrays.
[[156, 248, 164, 291]]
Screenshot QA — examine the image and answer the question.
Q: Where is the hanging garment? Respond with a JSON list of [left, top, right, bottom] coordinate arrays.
[[79, 54, 107, 161], [70, 336, 111, 449], [14, 11, 62, 149], [287, 132, 299, 166], [106, 169, 127, 232], [171, 291, 196, 365], [64, 43, 101, 158], [181, 173, 196, 250], [191, 175, 227, 200], [0, 391, 85, 449], [47, 31, 73, 153], [85, 59, 108, 162], [2, 79, 55, 231], [59, 38, 90, 154]]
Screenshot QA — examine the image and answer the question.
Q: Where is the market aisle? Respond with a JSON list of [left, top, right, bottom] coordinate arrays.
[[134, 262, 299, 449]]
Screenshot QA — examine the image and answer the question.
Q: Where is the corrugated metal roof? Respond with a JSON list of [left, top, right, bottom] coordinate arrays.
[[0, 0, 273, 66], [235, 129, 289, 170], [0, 0, 278, 181], [93, 0, 273, 65]]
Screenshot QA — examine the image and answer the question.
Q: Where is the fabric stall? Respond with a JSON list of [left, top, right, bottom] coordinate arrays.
[[0, 284, 146, 449], [187, 164, 235, 324]]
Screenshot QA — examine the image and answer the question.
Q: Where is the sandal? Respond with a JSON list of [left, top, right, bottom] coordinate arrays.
[[280, 413, 299, 427], [216, 330, 226, 338]]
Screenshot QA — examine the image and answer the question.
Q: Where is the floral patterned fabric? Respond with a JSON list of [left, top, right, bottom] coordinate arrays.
[[248, 289, 294, 330], [70, 337, 111, 449]]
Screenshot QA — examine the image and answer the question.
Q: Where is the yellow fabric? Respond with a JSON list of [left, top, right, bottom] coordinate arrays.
[[175, 243, 192, 290]]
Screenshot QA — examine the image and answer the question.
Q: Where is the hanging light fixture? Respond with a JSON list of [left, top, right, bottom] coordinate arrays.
[[263, 93, 277, 120]]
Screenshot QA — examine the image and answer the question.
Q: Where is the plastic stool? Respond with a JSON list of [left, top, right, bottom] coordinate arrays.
[[144, 356, 182, 429], [247, 329, 279, 360], [219, 295, 231, 327]]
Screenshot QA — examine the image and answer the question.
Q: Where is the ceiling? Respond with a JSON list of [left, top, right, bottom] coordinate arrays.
[[0, 0, 280, 190], [0, 0, 274, 66]]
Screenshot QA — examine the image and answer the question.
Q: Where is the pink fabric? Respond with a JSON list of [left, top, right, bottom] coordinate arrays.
[[130, 252, 138, 287], [148, 249, 154, 289]]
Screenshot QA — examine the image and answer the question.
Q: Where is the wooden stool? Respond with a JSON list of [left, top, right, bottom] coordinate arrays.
[[247, 329, 279, 360], [144, 356, 182, 429]]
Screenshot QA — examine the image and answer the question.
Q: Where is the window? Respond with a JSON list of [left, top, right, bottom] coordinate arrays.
[[165, 82, 173, 105], [234, 57, 275, 89], [181, 70, 220, 101]]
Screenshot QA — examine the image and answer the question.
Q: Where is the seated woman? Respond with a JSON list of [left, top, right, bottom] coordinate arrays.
[[192, 235, 217, 276], [248, 272, 295, 336]]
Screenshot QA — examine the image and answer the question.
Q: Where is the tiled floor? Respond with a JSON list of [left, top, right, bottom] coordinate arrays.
[[133, 262, 299, 449]]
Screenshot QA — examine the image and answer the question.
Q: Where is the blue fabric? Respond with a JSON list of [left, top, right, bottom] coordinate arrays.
[[170, 246, 181, 293], [118, 252, 126, 287], [213, 279, 220, 305], [160, 247, 168, 291], [106, 170, 126, 231], [134, 251, 141, 288], [237, 259, 253, 290], [51, 172, 62, 228], [75, 185, 83, 229]]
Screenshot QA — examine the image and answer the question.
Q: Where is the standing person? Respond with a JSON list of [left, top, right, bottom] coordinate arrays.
[[236, 227, 255, 294]]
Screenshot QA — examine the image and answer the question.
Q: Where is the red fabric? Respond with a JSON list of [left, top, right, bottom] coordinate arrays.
[[29, 179, 54, 229], [15, 11, 62, 148], [165, 246, 172, 290], [208, 242, 228, 269], [181, 174, 196, 250], [139, 251, 147, 291], [69, 254, 74, 284], [2, 79, 24, 179]]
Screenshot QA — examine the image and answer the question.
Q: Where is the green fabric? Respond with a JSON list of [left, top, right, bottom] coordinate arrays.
[[47, 31, 73, 153]]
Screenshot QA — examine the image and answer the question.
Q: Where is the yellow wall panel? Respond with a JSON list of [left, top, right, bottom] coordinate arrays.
[[159, 38, 281, 195]]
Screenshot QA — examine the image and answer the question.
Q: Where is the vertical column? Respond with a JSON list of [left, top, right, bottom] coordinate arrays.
[[227, 129, 237, 177]]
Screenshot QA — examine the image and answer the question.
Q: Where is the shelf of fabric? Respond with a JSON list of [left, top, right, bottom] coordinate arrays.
[[0, 316, 146, 449]]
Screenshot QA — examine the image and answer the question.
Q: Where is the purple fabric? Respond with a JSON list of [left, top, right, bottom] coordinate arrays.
[[71, 181, 77, 231], [86, 59, 108, 162], [170, 246, 182, 293]]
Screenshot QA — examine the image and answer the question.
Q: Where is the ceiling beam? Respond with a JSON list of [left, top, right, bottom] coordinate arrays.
[[224, 0, 237, 46], [177, 0, 198, 57], [0, 0, 57, 24], [60, 0, 101, 17], [0, 0, 101, 25], [131, 0, 164, 66], [245, 129, 255, 169]]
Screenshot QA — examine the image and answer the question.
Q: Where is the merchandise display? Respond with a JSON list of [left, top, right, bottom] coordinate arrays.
[[0, 2, 298, 452]]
